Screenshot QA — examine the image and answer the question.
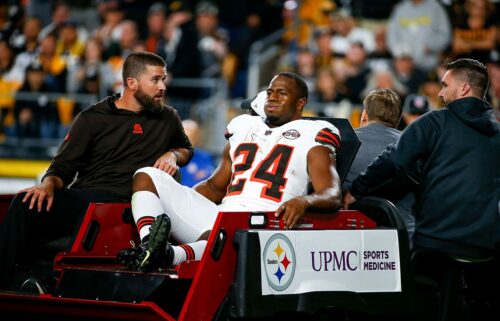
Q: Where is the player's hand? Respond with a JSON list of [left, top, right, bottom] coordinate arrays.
[[154, 151, 178, 176], [275, 197, 309, 229], [20, 182, 55, 212], [342, 191, 357, 210]]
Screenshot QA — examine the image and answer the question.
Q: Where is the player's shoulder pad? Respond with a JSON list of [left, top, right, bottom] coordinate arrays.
[[310, 120, 341, 151]]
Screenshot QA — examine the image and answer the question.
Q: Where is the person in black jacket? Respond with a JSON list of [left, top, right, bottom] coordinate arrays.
[[344, 57, 499, 257], [0, 51, 193, 291], [343, 58, 499, 320]]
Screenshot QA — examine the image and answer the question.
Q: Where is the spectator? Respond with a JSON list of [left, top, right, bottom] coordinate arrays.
[[61, 0, 101, 33], [217, 0, 266, 97], [70, 37, 108, 95], [343, 88, 415, 245], [195, 1, 229, 78], [104, 20, 142, 93], [329, 8, 376, 56], [37, 33, 67, 92], [313, 67, 350, 119], [145, 3, 167, 53], [292, 47, 317, 99], [157, 1, 200, 79], [0, 51, 193, 292], [106, 20, 141, 59], [0, 40, 21, 136], [387, 0, 451, 71], [400, 94, 430, 130], [361, 66, 408, 101], [179, 119, 216, 188], [312, 26, 335, 70], [419, 70, 445, 109], [55, 21, 85, 67], [452, 0, 497, 63], [14, 62, 58, 139], [39, 3, 88, 46], [93, 1, 125, 51], [9, 16, 41, 54], [332, 41, 371, 105], [369, 25, 392, 61], [391, 44, 428, 95], [157, 2, 201, 101], [486, 56, 500, 117], [0, 2, 21, 43]]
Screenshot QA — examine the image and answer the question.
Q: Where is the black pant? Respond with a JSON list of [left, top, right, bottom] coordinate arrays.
[[413, 246, 499, 321], [0, 188, 124, 287]]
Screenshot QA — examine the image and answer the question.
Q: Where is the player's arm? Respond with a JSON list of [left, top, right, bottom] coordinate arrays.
[[276, 145, 341, 229], [193, 143, 233, 204]]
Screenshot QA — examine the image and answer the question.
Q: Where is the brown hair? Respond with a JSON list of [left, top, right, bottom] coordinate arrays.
[[443, 58, 489, 98], [122, 51, 166, 87], [363, 88, 402, 128]]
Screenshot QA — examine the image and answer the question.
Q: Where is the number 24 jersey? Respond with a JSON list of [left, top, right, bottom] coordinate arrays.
[[219, 115, 340, 212]]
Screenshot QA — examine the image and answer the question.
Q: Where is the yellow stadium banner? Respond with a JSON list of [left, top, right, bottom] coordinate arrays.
[[0, 159, 51, 178]]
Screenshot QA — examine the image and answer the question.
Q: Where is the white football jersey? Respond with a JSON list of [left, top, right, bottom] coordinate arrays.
[[219, 114, 340, 212]]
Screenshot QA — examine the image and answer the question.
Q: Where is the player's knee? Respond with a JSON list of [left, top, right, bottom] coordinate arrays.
[[132, 172, 158, 196]]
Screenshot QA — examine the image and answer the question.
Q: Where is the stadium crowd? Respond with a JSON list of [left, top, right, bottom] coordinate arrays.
[[0, 0, 499, 141]]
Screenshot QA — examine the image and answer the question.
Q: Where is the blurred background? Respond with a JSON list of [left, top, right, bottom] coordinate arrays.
[[1, 0, 499, 192]]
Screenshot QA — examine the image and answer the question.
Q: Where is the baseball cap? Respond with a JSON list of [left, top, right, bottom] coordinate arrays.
[[403, 94, 430, 115], [392, 43, 412, 59], [148, 2, 167, 15], [240, 90, 266, 118], [196, 1, 219, 16]]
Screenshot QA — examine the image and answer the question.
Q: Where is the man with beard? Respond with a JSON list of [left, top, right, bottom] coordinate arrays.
[[0, 51, 193, 292], [343, 58, 499, 320], [117, 72, 342, 272]]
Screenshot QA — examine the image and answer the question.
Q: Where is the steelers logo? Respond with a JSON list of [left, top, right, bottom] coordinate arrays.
[[262, 233, 296, 291]]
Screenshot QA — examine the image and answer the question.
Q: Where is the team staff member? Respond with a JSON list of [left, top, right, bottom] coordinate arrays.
[[343, 89, 415, 247], [343, 58, 499, 319], [118, 72, 343, 272], [0, 51, 193, 290], [344, 58, 499, 258]]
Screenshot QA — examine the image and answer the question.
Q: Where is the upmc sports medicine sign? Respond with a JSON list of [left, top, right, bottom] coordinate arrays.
[[259, 230, 401, 295]]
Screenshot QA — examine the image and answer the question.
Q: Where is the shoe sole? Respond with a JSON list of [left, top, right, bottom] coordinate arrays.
[[139, 214, 171, 271]]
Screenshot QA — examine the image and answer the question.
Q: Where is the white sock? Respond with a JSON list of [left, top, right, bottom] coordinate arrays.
[[131, 191, 165, 241], [170, 241, 207, 265]]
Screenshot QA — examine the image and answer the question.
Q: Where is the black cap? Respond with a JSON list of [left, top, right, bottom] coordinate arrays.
[[403, 94, 430, 115]]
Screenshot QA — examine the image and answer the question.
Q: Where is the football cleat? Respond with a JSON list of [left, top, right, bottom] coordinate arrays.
[[138, 213, 171, 272], [116, 240, 146, 270], [117, 214, 171, 272]]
